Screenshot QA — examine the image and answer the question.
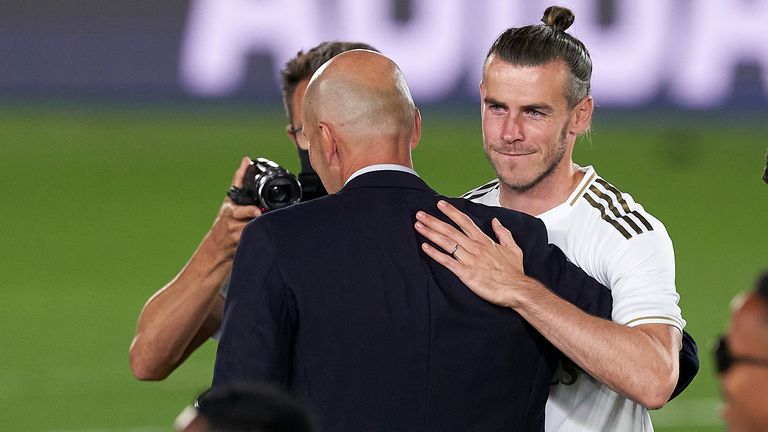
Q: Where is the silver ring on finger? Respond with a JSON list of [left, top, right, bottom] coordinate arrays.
[[450, 244, 460, 260]]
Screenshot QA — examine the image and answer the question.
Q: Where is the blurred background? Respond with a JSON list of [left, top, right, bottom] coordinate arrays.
[[1, 1, 766, 431]]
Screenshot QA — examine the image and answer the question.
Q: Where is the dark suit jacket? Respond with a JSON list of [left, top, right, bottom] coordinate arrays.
[[213, 170, 613, 432]]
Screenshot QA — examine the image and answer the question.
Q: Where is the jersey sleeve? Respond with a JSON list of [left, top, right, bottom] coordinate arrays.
[[503, 211, 613, 320], [606, 226, 685, 330]]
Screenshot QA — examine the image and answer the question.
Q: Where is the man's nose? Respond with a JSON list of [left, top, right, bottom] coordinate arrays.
[[501, 115, 524, 143]]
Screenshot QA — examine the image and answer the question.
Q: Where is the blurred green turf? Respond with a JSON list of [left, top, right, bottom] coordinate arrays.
[[1, 104, 765, 431]]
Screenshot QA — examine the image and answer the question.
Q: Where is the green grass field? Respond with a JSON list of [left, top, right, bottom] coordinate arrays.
[[1, 104, 766, 431]]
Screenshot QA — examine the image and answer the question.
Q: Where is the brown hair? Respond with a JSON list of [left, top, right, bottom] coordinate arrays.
[[485, 6, 591, 108], [280, 41, 379, 124]]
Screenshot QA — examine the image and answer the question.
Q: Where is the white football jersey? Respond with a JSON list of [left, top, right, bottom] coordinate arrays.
[[464, 165, 685, 432]]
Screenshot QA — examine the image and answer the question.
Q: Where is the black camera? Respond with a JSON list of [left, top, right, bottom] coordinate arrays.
[[227, 157, 302, 212]]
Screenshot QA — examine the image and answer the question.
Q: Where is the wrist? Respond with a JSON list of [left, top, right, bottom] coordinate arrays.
[[505, 276, 548, 311]]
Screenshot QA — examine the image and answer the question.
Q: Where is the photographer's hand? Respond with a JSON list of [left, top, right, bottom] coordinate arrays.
[[130, 157, 261, 381], [210, 157, 263, 259]]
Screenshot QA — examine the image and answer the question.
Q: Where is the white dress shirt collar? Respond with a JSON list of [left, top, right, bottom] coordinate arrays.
[[344, 164, 419, 186]]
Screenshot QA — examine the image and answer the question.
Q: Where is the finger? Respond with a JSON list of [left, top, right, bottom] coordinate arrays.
[[492, 219, 524, 266], [421, 242, 464, 275], [229, 224, 249, 246], [414, 220, 462, 256], [415, 212, 471, 253], [492, 218, 518, 248], [229, 218, 248, 233], [231, 156, 252, 188], [415, 210, 463, 238], [437, 200, 487, 241], [231, 205, 262, 220]]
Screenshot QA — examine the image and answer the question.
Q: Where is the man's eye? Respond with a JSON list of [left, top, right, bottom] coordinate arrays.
[[526, 109, 544, 117]]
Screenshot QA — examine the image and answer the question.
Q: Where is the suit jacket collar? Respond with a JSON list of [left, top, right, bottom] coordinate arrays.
[[340, 170, 436, 194]]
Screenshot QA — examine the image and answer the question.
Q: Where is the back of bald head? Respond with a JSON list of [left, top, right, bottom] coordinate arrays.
[[303, 50, 416, 145]]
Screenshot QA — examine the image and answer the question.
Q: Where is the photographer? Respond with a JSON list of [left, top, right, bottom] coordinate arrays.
[[129, 41, 377, 381]]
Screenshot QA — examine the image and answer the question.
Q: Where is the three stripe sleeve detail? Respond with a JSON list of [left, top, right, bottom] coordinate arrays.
[[582, 179, 654, 240]]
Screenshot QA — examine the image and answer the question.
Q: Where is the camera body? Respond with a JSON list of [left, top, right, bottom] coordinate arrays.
[[227, 157, 302, 212]]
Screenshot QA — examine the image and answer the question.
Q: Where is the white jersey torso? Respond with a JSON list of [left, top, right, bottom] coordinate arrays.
[[464, 166, 685, 432]]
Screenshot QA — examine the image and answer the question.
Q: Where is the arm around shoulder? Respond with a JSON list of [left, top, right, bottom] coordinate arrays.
[[517, 229, 683, 408], [413, 200, 682, 408], [510, 282, 681, 409]]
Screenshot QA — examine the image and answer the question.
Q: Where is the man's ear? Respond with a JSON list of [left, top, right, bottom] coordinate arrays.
[[571, 96, 594, 134], [318, 122, 338, 166], [410, 108, 422, 150]]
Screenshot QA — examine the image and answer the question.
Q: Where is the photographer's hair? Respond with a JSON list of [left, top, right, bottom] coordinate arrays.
[[281, 41, 379, 124], [485, 6, 591, 108], [194, 383, 316, 432]]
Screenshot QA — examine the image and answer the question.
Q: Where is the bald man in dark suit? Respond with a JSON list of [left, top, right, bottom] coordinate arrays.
[[213, 50, 613, 432]]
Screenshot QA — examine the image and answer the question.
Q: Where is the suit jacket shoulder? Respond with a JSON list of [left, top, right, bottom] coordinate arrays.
[[444, 198, 613, 320]]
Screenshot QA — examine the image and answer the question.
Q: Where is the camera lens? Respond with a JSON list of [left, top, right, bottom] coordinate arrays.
[[261, 177, 301, 210], [247, 158, 302, 211], [267, 184, 290, 203]]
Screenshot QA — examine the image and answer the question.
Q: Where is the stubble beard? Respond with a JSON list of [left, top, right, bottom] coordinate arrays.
[[487, 123, 569, 193]]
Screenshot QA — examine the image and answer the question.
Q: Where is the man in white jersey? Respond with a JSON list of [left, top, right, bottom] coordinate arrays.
[[414, 6, 694, 431]]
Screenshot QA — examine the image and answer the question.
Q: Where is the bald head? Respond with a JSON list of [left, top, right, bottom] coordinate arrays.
[[304, 50, 417, 147], [301, 50, 420, 191]]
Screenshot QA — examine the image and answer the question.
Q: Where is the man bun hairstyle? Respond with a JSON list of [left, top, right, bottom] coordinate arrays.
[[542, 6, 575, 32], [281, 41, 379, 123], [486, 5, 591, 108]]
